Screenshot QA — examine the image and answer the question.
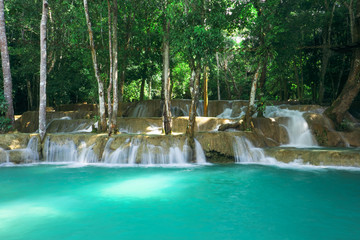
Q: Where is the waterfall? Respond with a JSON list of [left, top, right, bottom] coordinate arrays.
[[0, 147, 9, 164], [233, 136, 277, 164], [217, 108, 233, 118], [128, 103, 149, 117], [22, 136, 40, 162], [194, 139, 207, 164], [44, 137, 78, 162], [264, 106, 317, 147], [216, 105, 317, 147], [0, 136, 39, 164], [102, 137, 192, 165], [78, 142, 98, 163], [44, 138, 98, 163]]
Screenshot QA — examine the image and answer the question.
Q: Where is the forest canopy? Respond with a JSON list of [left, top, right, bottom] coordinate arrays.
[[0, 0, 359, 116]]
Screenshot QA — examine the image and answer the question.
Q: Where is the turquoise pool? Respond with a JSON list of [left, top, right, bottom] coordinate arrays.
[[0, 164, 359, 240]]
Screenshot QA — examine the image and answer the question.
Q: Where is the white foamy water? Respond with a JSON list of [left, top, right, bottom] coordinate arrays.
[[102, 137, 196, 165], [263, 106, 317, 147], [0, 136, 39, 165], [194, 139, 207, 164], [216, 105, 318, 148], [233, 136, 277, 164], [44, 138, 98, 163]]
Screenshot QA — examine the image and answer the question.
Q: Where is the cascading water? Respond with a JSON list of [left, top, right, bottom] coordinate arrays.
[[78, 142, 98, 163], [102, 137, 193, 165], [0, 136, 39, 165], [264, 106, 317, 147], [194, 139, 207, 164], [233, 136, 277, 164], [216, 105, 318, 147], [44, 138, 99, 163], [21, 136, 40, 162], [0, 147, 10, 164], [44, 138, 78, 162]]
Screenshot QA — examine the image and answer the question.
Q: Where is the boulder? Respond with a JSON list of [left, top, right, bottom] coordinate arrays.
[[304, 113, 360, 147]]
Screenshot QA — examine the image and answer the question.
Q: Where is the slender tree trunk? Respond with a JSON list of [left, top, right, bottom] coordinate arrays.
[[283, 77, 288, 101], [107, 0, 113, 135], [0, 0, 14, 123], [216, 52, 221, 100], [148, 77, 152, 100], [119, 17, 132, 117], [203, 66, 208, 117], [27, 79, 33, 110], [229, 68, 241, 99], [83, 0, 106, 132], [244, 64, 261, 129], [332, 56, 346, 100], [223, 64, 231, 99], [300, 51, 304, 100], [111, 0, 119, 132], [186, 64, 201, 138], [293, 57, 301, 100], [39, 0, 48, 141], [140, 73, 146, 101], [319, 2, 336, 104], [162, 18, 172, 135], [319, 46, 331, 103]]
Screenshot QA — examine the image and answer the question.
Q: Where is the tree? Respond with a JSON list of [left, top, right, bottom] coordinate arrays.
[[162, 0, 172, 135], [39, 0, 48, 141], [0, 0, 14, 124], [111, 0, 119, 133], [83, 0, 106, 132], [325, 0, 360, 126]]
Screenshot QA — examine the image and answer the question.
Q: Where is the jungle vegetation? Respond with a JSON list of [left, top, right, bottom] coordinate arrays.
[[0, 0, 359, 135]]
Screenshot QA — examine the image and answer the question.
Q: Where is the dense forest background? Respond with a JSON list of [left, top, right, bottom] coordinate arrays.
[[0, 0, 359, 115]]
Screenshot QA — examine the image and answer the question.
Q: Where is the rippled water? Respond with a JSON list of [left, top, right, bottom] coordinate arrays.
[[0, 164, 359, 240]]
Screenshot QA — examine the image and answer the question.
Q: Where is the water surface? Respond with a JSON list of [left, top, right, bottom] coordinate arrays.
[[0, 164, 359, 240]]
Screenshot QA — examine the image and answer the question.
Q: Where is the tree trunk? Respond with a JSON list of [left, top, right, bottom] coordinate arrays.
[[111, 0, 119, 133], [283, 77, 288, 101], [203, 66, 208, 117], [256, 56, 268, 118], [244, 64, 261, 129], [83, 0, 106, 132], [0, 0, 14, 124], [319, 46, 331, 103], [216, 52, 221, 100], [326, 48, 360, 125], [27, 79, 33, 110], [300, 51, 304, 100], [332, 56, 346, 100], [325, 0, 360, 126], [148, 77, 152, 99], [162, 18, 172, 135], [119, 16, 132, 117], [293, 57, 301, 100], [319, 1, 336, 104], [140, 73, 146, 101], [107, 0, 113, 135], [223, 64, 231, 99], [39, 0, 48, 141], [186, 64, 201, 138]]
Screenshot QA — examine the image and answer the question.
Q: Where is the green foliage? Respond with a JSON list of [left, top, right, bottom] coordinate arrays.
[[2, 0, 354, 114], [0, 91, 12, 133], [256, 95, 271, 115]]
